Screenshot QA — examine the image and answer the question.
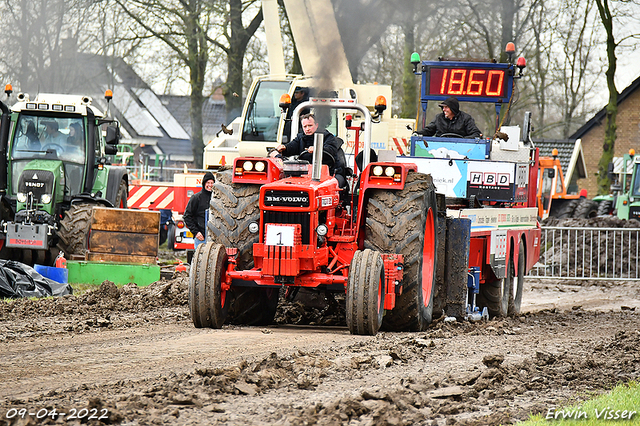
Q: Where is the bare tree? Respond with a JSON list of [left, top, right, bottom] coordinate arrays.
[[594, 0, 618, 194], [113, 0, 221, 168], [207, 0, 263, 124], [0, 0, 99, 94]]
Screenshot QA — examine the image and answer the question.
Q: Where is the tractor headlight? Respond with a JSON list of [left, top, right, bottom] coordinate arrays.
[[243, 161, 254, 172], [373, 165, 383, 176], [316, 224, 328, 236], [248, 221, 259, 234], [254, 161, 266, 172], [17, 192, 27, 203], [41, 194, 52, 204], [385, 166, 395, 177]]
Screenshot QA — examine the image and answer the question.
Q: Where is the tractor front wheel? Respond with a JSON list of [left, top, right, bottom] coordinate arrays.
[[115, 179, 128, 208], [346, 249, 385, 335], [189, 243, 229, 328]]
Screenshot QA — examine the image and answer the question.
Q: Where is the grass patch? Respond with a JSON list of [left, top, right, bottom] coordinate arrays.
[[70, 282, 101, 296], [519, 382, 640, 425]]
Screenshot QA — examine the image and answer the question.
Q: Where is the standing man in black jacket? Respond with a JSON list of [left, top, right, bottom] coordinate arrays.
[[183, 171, 215, 250], [417, 96, 482, 138]]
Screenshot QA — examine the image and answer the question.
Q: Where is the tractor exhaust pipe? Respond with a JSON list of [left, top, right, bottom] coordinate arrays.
[[312, 133, 323, 181], [0, 100, 9, 195]]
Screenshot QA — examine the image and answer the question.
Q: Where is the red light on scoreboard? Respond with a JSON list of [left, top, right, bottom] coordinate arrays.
[[428, 67, 507, 99]]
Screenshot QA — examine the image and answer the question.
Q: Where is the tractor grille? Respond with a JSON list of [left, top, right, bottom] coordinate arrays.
[[262, 211, 311, 244], [18, 170, 54, 200]]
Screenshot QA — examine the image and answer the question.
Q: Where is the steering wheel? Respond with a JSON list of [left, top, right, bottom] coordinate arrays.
[[42, 143, 65, 154], [439, 133, 464, 138], [298, 149, 335, 169]]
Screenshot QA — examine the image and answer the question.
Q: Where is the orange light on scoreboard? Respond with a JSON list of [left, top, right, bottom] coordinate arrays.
[[428, 67, 507, 99]]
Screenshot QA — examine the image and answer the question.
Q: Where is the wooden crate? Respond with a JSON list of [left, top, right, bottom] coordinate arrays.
[[87, 207, 160, 264]]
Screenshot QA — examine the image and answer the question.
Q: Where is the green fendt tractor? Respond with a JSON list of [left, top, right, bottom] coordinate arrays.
[[0, 89, 128, 265]]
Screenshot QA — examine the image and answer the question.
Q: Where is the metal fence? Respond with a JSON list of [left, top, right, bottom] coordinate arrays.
[[529, 226, 640, 280]]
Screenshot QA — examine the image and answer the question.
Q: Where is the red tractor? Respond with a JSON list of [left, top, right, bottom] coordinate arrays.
[[189, 99, 438, 335]]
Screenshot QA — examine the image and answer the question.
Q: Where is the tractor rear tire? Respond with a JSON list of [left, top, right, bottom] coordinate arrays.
[[207, 168, 260, 270], [115, 179, 128, 208], [189, 243, 230, 328], [346, 249, 385, 335], [597, 200, 613, 216], [58, 203, 94, 258], [508, 240, 526, 316], [364, 172, 438, 331], [574, 199, 598, 219], [228, 287, 280, 326], [556, 199, 579, 219]]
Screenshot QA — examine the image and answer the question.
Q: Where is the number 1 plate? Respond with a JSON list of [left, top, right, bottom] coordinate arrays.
[[265, 224, 296, 246]]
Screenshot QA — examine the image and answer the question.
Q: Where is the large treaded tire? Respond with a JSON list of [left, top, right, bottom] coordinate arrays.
[[597, 200, 613, 216], [207, 168, 260, 270], [227, 287, 279, 326], [364, 172, 438, 331], [57, 203, 94, 258], [556, 199, 579, 219], [476, 277, 509, 318], [189, 243, 230, 328], [346, 249, 385, 335], [574, 198, 598, 219], [115, 180, 128, 208], [508, 240, 526, 316], [167, 223, 176, 250], [206, 168, 277, 326]]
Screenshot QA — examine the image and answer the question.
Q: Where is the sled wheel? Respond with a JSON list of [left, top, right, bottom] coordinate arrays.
[[508, 239, 526, 316], [346, 249, 385, 335], [189, 243, 229, 328]]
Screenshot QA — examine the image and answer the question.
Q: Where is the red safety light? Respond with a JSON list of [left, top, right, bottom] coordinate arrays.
[[176, 220, 185, 229], [516, 57, 527, 68], [279, 93, 291, 110], [505, 42, 515, 54], [374, 96, 387, 115]]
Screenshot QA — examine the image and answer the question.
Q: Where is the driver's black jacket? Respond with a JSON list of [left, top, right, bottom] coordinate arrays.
[[417, 110, 481, 138], [282, 129, 341, 175]]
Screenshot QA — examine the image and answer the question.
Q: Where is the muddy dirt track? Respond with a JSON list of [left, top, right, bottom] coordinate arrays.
[[0, 273, 639, 426]]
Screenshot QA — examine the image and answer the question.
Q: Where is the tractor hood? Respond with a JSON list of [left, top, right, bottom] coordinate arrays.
[[260, 171, 339, 211]]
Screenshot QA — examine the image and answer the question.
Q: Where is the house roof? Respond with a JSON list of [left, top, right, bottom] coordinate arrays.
[[569, 74, 640, 140], [534, 138, 588, 184], [16, 51, 225, 164]]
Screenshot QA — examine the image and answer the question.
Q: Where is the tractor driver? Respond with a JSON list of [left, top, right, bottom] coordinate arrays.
[[271, 113, 346, 187], [41, 120, 67, 147], [416, 96, 482, 138]]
